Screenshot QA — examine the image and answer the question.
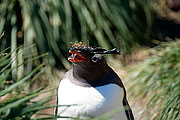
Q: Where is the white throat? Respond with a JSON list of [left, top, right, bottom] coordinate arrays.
[[57, 79, 127, 120]]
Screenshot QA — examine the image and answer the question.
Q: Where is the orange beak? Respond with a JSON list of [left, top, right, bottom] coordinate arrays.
[[68, 51, 88, 63]]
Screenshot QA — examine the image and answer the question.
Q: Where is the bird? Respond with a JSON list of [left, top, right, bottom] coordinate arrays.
[[54, 43, 134, 120]]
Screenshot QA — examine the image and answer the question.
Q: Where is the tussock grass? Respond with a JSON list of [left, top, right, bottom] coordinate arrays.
[[0, 47, 56, 120], [127, 41, 180, 120], [0, 0, 154, 69]]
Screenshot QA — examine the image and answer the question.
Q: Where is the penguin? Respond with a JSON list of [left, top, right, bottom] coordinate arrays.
[[55, 43, 134, 120]]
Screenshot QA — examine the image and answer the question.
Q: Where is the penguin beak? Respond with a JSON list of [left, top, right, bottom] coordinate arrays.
[[68, 51, 88, 63]]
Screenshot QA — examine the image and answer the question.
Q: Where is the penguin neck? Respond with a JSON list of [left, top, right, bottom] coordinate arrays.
[[72, 59, 111, 86]]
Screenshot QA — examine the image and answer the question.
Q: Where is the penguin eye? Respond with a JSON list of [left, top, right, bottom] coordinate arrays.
[[74, 53, 78, 59], [91, 56, 98, 62]]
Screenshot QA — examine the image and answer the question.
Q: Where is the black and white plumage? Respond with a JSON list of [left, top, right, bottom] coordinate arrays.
[[55, 44, 134, 120]]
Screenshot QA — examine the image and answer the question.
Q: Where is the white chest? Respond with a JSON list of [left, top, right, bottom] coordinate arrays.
[[57, 79, 127, 119]]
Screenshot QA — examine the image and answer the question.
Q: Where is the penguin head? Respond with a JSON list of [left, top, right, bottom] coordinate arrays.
[[67, 42, 120, 63]]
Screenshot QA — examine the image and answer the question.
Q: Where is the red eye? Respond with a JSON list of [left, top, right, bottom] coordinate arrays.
[[73, 53, 78, 59]]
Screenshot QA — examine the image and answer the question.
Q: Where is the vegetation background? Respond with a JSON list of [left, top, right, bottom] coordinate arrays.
[[0, 0, 180, 119]]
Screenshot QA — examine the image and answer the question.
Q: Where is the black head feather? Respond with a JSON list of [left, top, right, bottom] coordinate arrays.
[[70, 45, 120, 55]]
